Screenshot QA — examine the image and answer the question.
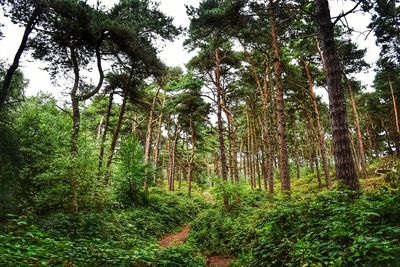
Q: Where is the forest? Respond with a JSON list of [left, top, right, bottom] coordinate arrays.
[[0, 0, 400, 266]]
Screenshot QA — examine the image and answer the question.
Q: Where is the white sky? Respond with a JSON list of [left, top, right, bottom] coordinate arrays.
[[0, 0, 379, 99]]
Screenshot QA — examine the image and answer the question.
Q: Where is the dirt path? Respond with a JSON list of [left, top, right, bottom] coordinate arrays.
[[158, 224, 190, 248], [206, 255, 232, 267], [158, 224, 233, 266]]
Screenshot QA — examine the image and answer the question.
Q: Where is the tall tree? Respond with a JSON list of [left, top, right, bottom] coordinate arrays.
[[269, 0, 291, 194], [314, 0, 359, 190]]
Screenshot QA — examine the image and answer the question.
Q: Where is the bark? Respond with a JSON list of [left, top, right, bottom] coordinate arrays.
[[153, 97, 165, 184], [222, 106, 239, 183], [302, 58, 332, 188], [98, 91, 114, 176], [269, 0, 291, 194], [242, 42, 274, 194], [344, 76, 368, 178], [266, 63, 275, 195], [96, 91, 113, 211], [104, 91, 128, 185], [247, 112, 255, 188], [215, 48, 229, 182], [188, 116, 195, 197], [315, 0, 359, 190], [389, 77, 400, 135], [168, 126, 180, 191], [68, 37, 104, 213], [215, 47, 229, 208], [0, 7, 41, 109], [165, 117, 171, 181], [314, 149, 323, 189], [145, 88, 161, 163], [69, 47, 80, 214]]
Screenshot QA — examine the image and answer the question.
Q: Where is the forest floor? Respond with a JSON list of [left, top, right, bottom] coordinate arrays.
[[158, 224, 232, 267], [158, 224, 190, 247]]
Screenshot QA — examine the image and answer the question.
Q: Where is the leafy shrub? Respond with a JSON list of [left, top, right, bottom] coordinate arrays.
[[37, 190, 205, 241], [212, 181, 268, 212], [189, 207, 257, 255], [114, 136, 154, 206], [251, 190, 400, 266], [384, 171, 400, 188], [153, 244, 205, 266], [1, 191, 207, 266]]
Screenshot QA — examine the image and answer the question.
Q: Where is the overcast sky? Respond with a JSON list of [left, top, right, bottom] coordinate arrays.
[[0, 0, 380, 100]]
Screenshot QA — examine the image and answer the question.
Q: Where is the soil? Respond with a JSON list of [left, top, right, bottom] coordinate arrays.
[[158, 224, 234, 266], [206, 255, 233, 267], [158, 224, 190, 248]]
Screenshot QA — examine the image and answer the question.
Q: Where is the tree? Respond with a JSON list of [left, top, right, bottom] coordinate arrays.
[[314, 0, 359, 190], [167, 72, 210, 196]]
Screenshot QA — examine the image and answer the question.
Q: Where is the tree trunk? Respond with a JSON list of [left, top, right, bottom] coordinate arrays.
[[69, 47, 80, 214], [98, 91, 114, 176], [215, 47, 229, 185], [168, 127, 180, 191], [242, 43, 274, 193], [153, 97, 165, 184], [96, 91, 113, 211], [68, 40, 104, 213], [0, 7, 41, 109], [223, 107, 239, 183], [315, 0, 359, 190], [344, 76, 368, 178], [215, 47, 229, 208], [70, 94, 80, 214], [247, 112, 255, 189], [269, 0, 291, 194], [314, 149, 323, 189], [188, 116, 195, 197], [303, 59, 332, 188], [104, 91, 128, 185], [389, 76, 400, 135]]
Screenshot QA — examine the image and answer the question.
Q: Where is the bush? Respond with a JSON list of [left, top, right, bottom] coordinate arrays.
[[189, 207, 257, 255], [251, 190, 400, 266], [1, 190, 207, 266], [384, 171, 400, 188], [153, 244, 205, 266]]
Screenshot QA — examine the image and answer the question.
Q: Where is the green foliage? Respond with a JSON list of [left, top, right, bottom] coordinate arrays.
[[251, 190, 400, 266], [0, 191, 206, 266], [189, 208, 256, 255], [114, 136, 154, 206], [189, 187, 266, 255], [384, 171, 400, 188], [212, 181, 268, 211], [153, 244, 205, 266]]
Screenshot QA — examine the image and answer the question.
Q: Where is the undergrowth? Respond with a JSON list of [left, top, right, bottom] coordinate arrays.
[[0, 189, 206, 266]]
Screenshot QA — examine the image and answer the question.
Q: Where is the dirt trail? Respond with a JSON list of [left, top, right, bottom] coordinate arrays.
[[158, 224, 233, 266], [206, 255, 232, 267], [158, 224, 190, 248]]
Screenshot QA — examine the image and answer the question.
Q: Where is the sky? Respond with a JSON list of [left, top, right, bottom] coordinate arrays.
[[0, 0, 380, 100]]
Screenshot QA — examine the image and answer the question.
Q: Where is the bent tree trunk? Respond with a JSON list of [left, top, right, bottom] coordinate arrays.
[[315, 0, 359, 190], [0, 7, 41, 109]]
